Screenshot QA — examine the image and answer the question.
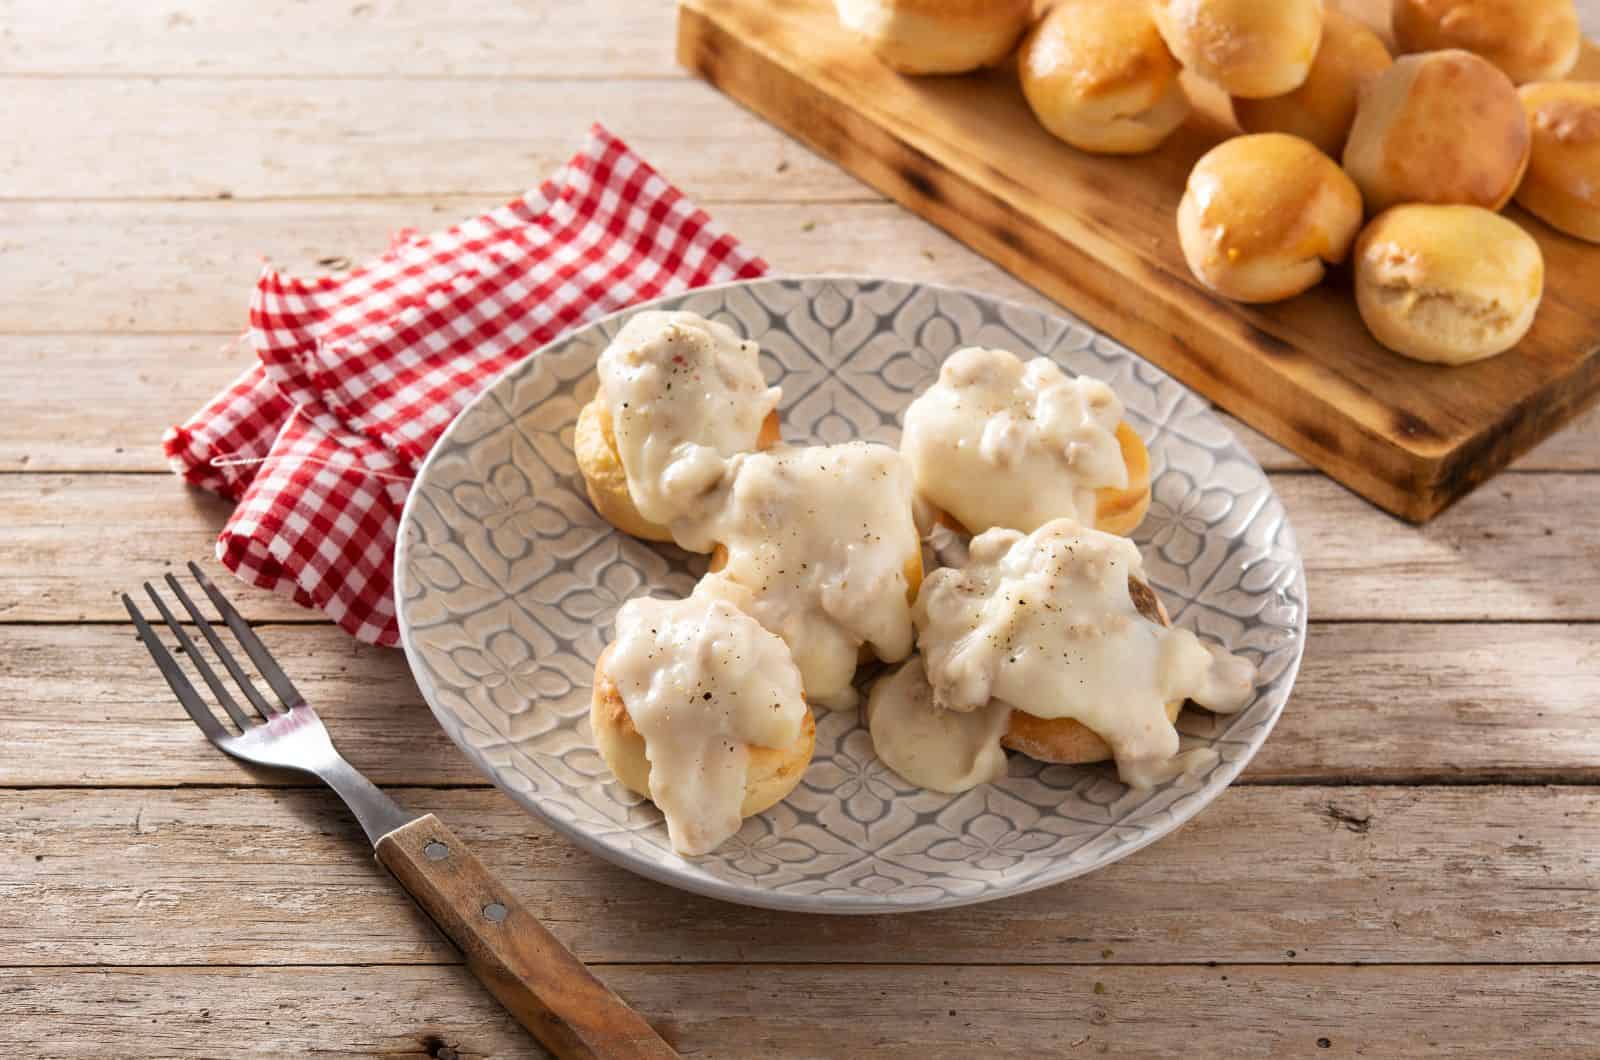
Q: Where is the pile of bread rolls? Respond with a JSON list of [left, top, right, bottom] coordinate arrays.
[[834, 0, 1599, 367]]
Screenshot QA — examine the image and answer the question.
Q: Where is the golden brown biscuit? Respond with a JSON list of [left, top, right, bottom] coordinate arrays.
[[929, 421, 1153, 538], [1342, 49, 1530, 213], [1393, 0, 1580, 85], [1152, 0, 1325, 99], [1353, 204, 1544, 365], [1000, 577, 1182, 764], [1232, 10, 1392, 156], [575, 396, 780, 544], [1517, 81, 1600, 243], [591, 644, 817, 819], [833, 0, 1032, 74], [1019, 0, 1189, 155], [1177, 132, 1364, 303]]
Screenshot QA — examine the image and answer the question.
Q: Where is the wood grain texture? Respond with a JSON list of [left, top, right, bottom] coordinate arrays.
[[4, 473, 1595, 623], [0, 78, 861, 202], [0, 0, 680, 78], [375, 815, 678, 1059], [4, 963, 1599, 1059], [8, 786, 1599, 967], [678, 0, 1600, 522], [5, 622, 1599, 787]]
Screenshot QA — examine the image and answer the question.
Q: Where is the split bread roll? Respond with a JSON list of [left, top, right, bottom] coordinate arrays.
[[591, 643, 818, 820], [1177, 132, 1364, 303], [1392, 0, 1580, 85], [1001, 577, 1180, 765], [833, 0, 1031, 75], [574, 397, 780, 543], [1152, 0, 1325, 99], [1018, 0, 1189, 155], [1517, 81, 1600, 243], [1232, 9, 1392, 156], [1342, 49, 1530, 213], [1353, 204, 1544, 365]]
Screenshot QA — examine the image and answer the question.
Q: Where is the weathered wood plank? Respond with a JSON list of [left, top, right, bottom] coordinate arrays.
[[6, 786, 1598, 967], [0, 78, 864, 201], [2, 473, 1594, 623], [0, 0, 680, 79], [4, 623, 1597, 788], [4, 963, 1599, 1059]]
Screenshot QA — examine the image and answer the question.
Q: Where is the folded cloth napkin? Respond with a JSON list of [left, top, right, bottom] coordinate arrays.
[[164, 123, 768, 645]]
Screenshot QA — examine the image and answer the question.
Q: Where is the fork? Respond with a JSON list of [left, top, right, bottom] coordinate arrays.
[[125, 562, 679, 1060]]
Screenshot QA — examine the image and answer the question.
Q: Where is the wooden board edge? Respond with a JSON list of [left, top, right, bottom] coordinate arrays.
[[675, 0, 1581, 524]]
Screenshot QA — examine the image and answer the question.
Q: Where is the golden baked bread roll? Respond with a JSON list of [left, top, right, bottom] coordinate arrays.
[[591, 644, 817, 823], [999, 577, 1182, 765], [1018, 0, 1189, 155], [1354, 204, 1544, 365], [1517, 81, 1600, 243], [1177, 132, 1364, 303], [1232, 9, 1392, 156], [575, 397, 780, 543], [1152, 0, 1325, 99], [1342, 49, 1530, 213], [1393, 0, 1580, 85], [833, 0, 1031, 74]]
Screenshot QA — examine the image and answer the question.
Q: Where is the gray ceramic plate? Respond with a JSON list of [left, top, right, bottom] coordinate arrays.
[[395, 276, 1306, 914]]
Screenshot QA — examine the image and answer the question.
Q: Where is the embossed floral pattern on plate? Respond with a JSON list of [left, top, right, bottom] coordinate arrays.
[[395, 277, 1307, 914]]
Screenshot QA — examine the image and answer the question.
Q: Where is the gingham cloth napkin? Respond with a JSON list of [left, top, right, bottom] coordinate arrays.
[[164, 124, 768, 645]]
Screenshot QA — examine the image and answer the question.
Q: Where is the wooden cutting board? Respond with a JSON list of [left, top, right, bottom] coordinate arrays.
[[677, 0, 1600, 523]]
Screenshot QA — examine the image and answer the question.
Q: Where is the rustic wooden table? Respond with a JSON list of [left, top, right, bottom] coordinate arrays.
[[3, 2, 1599, 1056]]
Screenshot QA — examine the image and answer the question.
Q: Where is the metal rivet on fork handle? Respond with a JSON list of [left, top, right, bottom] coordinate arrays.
[[423, 841, 449, 861], [483, 902, 508, 923]]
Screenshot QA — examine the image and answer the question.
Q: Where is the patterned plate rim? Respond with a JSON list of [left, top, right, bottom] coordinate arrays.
[[394, 274, 1309, 914]]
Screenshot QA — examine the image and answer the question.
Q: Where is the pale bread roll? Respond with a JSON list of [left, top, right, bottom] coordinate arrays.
[[1019, 0, 1189, 155], [1152, 0, 1325, 99], [1177, 132, 1364, 303], [1342, 49, 1530, 213], [1393, 0, 1580, 85], [1354, 204, 1544, 365], [833, 0, 1031, 74], [574, 397, 780, 544], [1517, 81, 1600, 243], [1232, 9, 1392, 156], [1000, 577, 1183, 765], [591, 644, 817, 819]]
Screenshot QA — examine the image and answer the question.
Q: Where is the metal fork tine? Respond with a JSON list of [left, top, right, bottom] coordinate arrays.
[[123, 593, 228, 743], [188, 561, 306, 709], [143, 581, 258, 730], [162, 573, 278, 721]]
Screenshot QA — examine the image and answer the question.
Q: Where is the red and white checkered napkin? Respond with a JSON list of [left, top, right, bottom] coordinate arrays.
[[164, 123, 768, 645]]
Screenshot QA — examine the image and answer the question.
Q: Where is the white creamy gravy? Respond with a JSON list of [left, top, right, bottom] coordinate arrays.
[[597, 310, 781, 529], [910, 519, 1256, 790], [866, 657, 1011, 794], [688, 441, 921, 710], [607, 594, 807, 856], [901, 346, 1127, 534]]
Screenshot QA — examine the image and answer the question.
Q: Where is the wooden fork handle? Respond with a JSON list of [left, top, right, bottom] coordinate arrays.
[[375, 814, 679, 1059]]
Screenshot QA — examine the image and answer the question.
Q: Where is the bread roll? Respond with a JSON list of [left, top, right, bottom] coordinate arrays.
[[1152, 0, 1325, 99], [1393, 0, 1580, 85], [1177, 132, 1363, 303], [574, 397, 780, 543], [1343, 49, 1530, 213], [1018, 0, 1189, 155], [833, 0, 1031, 74], [1000, 578, 1181, 765], [1354, 204, 1544, 365], [591, 644, 817, 821], [1517, 81, 1600, 243], [1232, 10, 1392, 156]]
